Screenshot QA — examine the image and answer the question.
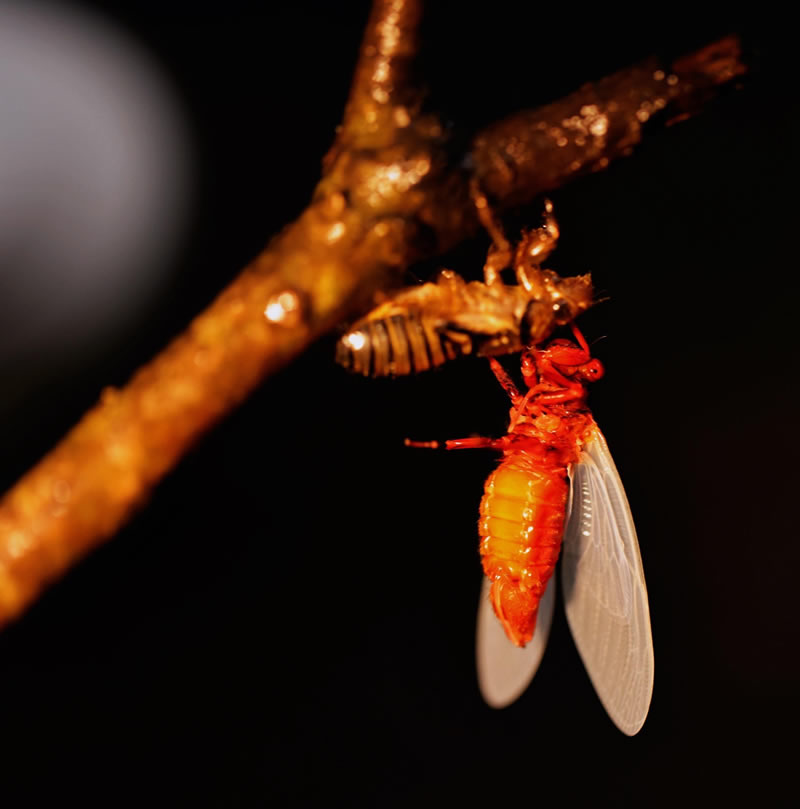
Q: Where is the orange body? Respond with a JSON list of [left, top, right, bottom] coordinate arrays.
[[475, 334, 601, 646], [477, 397, 599, 645], [410, 326, 604, 648], [479, 448, 569, 646]]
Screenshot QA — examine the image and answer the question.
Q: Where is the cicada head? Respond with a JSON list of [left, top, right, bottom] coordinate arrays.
[[575, 357, 604, 382], [520, 323, 604, 394], [520, 271, 594, 347]]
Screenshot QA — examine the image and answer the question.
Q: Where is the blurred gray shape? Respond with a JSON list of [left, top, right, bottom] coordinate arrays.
[[0, 0, 189, 380]]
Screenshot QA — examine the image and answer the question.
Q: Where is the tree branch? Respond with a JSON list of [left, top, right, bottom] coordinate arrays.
[[0, 0, 745, 630], [472, 35, 745, 205]]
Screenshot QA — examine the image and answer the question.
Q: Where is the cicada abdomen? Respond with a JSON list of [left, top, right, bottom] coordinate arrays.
[[479, 452, 570, 646], [335, 274, 477, 377]]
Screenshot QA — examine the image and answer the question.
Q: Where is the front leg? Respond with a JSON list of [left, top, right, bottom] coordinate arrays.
[[405, 435, 512, 451], [488, 358, 521, 403], [525, 384, 586, 406], [470, 178, 512, 284], [514, 199, 560, 292]]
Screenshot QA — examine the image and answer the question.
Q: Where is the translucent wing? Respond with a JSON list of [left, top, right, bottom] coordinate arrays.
[[476, 575, 556, 708], [562, 427, 654, 735]]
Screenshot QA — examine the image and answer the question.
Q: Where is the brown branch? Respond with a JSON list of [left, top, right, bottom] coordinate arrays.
[[472, 35, 745, 205], [338, 0, 423, 140], [0, 1, 745, 630]]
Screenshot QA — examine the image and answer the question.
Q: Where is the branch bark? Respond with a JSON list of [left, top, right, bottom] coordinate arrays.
[[0, 0, 745, 629]]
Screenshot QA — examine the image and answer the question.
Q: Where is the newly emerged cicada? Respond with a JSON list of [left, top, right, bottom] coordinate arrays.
[[408, 324, 654, 734], [337, 195, 652, 733], [336, 201, 594, 376]]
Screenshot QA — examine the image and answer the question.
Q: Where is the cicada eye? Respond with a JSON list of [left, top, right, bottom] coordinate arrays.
[[552, 300, 573, 325], [581, 359, 605, 380]]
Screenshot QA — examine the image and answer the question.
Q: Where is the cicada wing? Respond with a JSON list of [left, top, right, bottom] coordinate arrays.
[[476, 574, 556, 708], [561, 427, 654, 735]]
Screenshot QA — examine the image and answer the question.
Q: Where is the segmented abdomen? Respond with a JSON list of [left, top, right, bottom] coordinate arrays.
[[479, 451, 568, 647], [336, 312, 469, 377]]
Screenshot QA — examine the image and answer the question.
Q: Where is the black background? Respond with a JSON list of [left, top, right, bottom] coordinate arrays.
[[1, 3, 798, 807]]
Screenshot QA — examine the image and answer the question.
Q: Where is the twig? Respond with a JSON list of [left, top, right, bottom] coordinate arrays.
[[0, 0, 745, 629], [472, 36, 745, 205]]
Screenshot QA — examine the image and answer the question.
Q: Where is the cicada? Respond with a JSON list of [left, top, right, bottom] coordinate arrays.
[[336, 200, 594, 377], [408, 324, 654, 734]]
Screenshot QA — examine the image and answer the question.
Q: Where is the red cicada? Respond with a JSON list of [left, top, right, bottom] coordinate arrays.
[[409, 324, 654, 734]]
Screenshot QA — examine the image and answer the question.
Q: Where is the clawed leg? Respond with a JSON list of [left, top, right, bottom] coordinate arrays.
[[514, 199, 560, 292], [533, 355, 575, 389], [520, 383, 586, 406], [405, 357, 523, 451], [531, 323, 594, 385], [488, 358, 521, 403], [440, 329, 473, 359], [470, 178, 512, 285], [569, 322, 592, 355], [405, 436, 511, 451], [471, 183, 561, 291]]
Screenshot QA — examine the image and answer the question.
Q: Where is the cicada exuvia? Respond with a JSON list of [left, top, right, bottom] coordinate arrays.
[[336, 200, 593, 376]]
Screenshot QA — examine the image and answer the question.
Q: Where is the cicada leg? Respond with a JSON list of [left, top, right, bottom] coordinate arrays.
[[514, 199, 560, 293], [508, 386, 538, 430], [470, 178, 512, 285], [533, 355, 575, 390], [489, 357, 541, 430], [444, 436, 511, 450], [488, 358, 521, 403], [529, 324, 602, 395], [569, 322, 590, 353], [527, 385, 586, 406], [405, 435, 512, 451], [405, 357, 525, 451], [440, 329, 474, 359]]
